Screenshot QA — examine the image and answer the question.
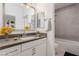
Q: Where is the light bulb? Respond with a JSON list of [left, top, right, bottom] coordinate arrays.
[[26, 5, 30, 8]]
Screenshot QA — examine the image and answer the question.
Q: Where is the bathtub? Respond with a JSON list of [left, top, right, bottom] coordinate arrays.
[[55, 38, 79, 56]]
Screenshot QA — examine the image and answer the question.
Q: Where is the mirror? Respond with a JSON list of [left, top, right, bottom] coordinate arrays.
[[0, 3, 48, 35], [36, 12, 48, 32], [37, 12, 45, 28], [36, 12, 51, 32], [3, 3, 36, 33]]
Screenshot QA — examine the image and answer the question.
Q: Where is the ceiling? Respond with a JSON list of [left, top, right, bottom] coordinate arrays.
[[55, 3, 73, 10]]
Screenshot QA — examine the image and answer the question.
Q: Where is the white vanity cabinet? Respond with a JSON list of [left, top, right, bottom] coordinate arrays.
[[0, 45, 21, 56], [0, 38, 46, 56], [18, 43, 46, 56], [18, 38, 46, 56], [32, 42, 46, 56], [17, 48, 33, 56]]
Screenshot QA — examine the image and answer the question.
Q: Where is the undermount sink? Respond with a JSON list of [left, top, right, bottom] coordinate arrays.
[[0, 36, 38, 42], [0, 36, 40, 45], [20, 36, 39, 40], [0, 37, 20, 43]]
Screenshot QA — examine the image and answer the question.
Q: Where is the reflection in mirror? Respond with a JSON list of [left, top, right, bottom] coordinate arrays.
[[3, 3, 36, 34], [37, 12, 45, 29]]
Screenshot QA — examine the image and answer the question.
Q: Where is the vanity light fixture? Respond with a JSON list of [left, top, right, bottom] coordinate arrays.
[[20, 3, 35, 10], [20, 3, 32, 8], [23, 3, 31, 8]]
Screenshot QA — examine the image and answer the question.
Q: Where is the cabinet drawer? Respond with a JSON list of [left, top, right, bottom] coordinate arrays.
[[0, 45, 21, 56], [22, 38, 46, 51]]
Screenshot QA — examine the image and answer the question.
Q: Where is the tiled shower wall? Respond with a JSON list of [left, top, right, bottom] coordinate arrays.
[[55, 4, 79, 41]]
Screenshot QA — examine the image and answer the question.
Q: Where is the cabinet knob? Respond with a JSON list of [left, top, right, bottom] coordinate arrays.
[[32, 48, 36, 55]]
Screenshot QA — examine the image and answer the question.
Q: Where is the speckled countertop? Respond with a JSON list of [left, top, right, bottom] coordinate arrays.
[[0, 34, 46, 50], [0, 31, 47, 50]]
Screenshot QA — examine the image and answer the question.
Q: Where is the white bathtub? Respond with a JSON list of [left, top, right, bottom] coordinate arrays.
[[55, 38, 79, 56]]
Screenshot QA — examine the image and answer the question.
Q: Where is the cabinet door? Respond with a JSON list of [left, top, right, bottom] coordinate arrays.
[[17, 48, 32, 56], [22, 38, 46, 51], [20, 38, 46, 56], [0, 45, 21, 56], [18, 42, 46, 56], [33, 42, 46, 56]]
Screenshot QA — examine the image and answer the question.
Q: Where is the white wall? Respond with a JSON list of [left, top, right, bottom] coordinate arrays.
[[0, 3, 3, 27], [33, 3, 55, 56], [45, 4, 55, 56]]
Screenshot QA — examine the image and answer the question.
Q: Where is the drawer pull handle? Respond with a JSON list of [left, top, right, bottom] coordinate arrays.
[[32, 48, 36, 55]]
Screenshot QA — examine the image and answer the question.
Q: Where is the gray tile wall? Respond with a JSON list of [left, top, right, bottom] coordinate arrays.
[[55, 4, 79, 41]]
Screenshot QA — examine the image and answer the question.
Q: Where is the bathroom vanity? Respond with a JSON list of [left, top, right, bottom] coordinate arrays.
[[0, 3, 54, 56], [0, 32, 47, 56]]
